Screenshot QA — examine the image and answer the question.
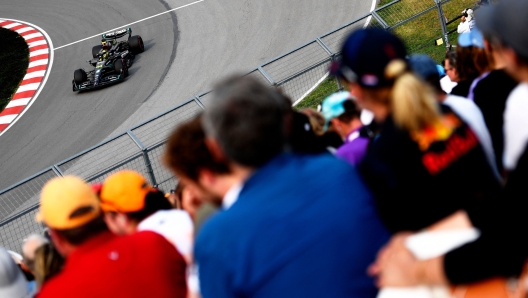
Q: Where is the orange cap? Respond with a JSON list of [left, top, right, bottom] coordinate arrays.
[[99, 170, 152, 213], [36, 176, 101, 230]]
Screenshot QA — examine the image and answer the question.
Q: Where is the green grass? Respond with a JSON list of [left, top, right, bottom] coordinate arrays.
[[294, 77, 339, 110], [390, 0, 477, 63], [295, 0, 477, 109], [0, 28, 29, 113]]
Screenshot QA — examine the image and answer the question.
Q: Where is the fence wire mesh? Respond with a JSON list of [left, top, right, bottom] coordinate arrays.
[[377, 0, 436, 28], [56, 134, 141, 180], [320, 15, 369, 54], [85, 154, 148, 184], [197, 91, 214, 108], [0, 169, 58, 222], [0, 208, 44, 252], [278, 58, 332, 103], [147, 143, 176, 191], [131, 100, 204, 148], [262, 41, 331, 83], [0, 0, 476, 252]]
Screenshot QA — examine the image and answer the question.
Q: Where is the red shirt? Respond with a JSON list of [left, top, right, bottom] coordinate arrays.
[[37, 230, 186, 298]]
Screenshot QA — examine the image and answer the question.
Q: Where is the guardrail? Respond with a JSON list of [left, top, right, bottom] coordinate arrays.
[[0, 0, 473, 252]]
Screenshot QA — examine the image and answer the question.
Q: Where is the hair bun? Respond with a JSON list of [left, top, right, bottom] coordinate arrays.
[[385, 59, 407, 80]]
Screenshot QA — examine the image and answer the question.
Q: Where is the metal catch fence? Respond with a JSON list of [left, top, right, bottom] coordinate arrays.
[[0, 0, 478, 252]]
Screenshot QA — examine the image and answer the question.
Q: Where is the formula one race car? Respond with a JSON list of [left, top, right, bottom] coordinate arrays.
[[72, 28, 144, 92]]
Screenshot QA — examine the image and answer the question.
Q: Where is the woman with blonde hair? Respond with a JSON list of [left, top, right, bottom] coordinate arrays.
[[331, 28, 500, 234], [34, 243, 64, 291]]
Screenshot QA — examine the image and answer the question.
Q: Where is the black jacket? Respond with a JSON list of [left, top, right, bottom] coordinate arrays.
[[473, 69, 518, 173], [359, 106, 501, 233], [445, 143, 528, 284]]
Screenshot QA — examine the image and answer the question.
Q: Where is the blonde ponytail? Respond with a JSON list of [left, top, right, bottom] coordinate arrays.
[[385, 60, 442, 133]]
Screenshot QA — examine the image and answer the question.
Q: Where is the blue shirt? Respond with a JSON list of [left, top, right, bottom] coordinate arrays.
[[195, 153, 389, 298]]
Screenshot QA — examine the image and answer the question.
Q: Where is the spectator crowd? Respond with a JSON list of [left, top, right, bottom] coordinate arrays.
[[2, 0, 528, 297]]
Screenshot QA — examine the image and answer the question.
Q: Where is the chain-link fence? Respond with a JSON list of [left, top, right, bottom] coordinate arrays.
[[0, 0, 478, 252]]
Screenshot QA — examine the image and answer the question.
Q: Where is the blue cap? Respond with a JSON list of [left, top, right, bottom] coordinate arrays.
[[436, 64, 446, 77], [321, 91, 352, 131], [458, 29, 484, 48], [408, 54, 440, 80]]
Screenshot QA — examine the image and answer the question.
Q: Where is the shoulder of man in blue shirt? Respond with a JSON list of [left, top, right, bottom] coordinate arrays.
[[195, 153, 389, 298]]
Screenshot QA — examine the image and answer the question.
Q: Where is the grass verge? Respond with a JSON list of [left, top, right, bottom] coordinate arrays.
[[0, 28, 29, 113], [294, 0, 477, 109], [294, 76, 339, 111]]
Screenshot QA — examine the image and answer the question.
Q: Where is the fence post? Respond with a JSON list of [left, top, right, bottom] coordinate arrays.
[[126, 131, 157, 186], [434, 0, 450, 50], [258, 66, 276, 86]]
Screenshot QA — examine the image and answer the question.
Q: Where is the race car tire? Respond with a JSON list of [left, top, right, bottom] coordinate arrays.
[[128, 35, 144, 54], [74, 69, 87, 85], [92, 45, 103, 58], [114, 59, 128, 77]]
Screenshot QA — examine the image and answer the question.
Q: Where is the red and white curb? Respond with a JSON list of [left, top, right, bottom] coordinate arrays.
[[0, 19, 53, 136]]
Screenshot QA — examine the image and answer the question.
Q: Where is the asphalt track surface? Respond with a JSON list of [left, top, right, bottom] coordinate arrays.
[[0, 0, 374, 190]]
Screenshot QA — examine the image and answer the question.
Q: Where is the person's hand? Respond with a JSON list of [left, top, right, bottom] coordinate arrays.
[[369, 233, 423, 287], [461, 16, 466, 22]]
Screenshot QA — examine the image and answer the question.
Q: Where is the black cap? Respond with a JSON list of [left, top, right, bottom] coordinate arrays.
[[331, 28, 407, 88], [476, 0, 528, 58]]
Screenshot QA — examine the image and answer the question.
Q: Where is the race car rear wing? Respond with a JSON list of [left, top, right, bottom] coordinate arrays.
[[102, 28, 131, 40]]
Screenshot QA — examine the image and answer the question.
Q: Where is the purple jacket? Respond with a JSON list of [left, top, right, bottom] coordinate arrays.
[[336, 128, 370, 165]]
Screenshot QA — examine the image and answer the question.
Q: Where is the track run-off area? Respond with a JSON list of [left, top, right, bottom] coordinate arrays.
[[0, 0, 375, 190]]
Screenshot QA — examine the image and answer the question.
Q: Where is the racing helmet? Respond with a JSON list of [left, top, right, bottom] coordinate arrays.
[[101, 39, 111, 51]]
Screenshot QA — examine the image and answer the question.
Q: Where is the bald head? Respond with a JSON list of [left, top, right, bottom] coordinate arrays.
[[22, 234, 48, 273]]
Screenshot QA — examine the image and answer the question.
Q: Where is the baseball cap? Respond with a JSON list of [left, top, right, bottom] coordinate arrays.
[[462, 8, 474, 18], [0, 248, 31, 298], [408, 54, 441, 80], [331, 28, 407, 88], [458, 28, 484, 48], [100, 170, 152, 213], [476, 0, 528, 58], [321, 91, 358, 131], [36, 176, 101, 230]]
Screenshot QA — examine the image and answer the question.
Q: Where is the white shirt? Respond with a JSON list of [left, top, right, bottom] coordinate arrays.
[[444, 95, 501, 180], [222, 183, 243, 210], [503, 83, 528, 170], [457, 18, 475, 34], [440, 76, 457, 94], [138, 209, 194, 264]]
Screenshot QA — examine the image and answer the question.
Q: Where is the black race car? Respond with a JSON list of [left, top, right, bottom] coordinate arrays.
[[72, 28, 144, 92]]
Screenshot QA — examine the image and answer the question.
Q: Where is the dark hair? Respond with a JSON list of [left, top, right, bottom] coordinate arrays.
[[445, 50, 457, 69], [336, 100, 361, 123], [456, 46, 492, 80], [202, 75, 293, 167], [125, 190, 172, 222], [54, 214, 107, 245], [164, 115, 230, 181]]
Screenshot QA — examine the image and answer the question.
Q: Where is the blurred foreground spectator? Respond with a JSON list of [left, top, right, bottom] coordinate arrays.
[[165, 76, 389, 297], [21, 235, 48, 275], [408, 54, 500, 179], [372, 0, 528, 289], [441, 50, 458, 93], [472, 29, 518, 175], [21, 234, 48, 293], [33, 243, 64, 291], [321, 91, 369, 165], [331, 28, 500, 233], [35, 176, 188, 298], [452, 29, 492, 98], [0, 247, 31, 298], [300, 108, 344, 152], [99, 170, 194, 266]]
